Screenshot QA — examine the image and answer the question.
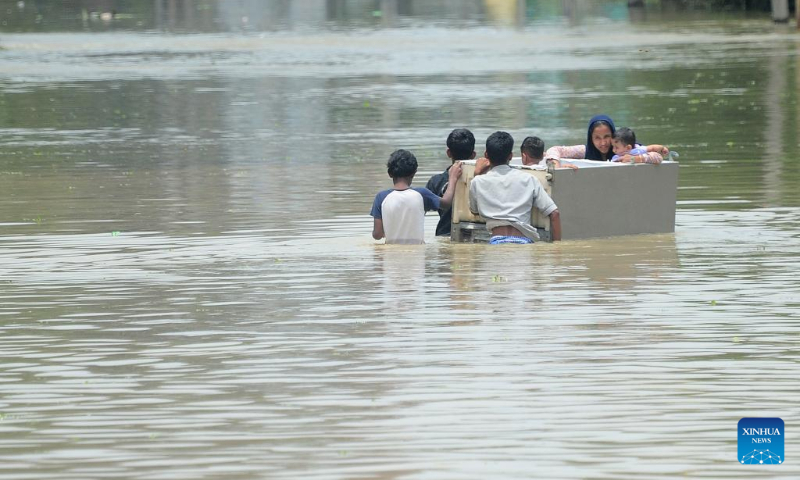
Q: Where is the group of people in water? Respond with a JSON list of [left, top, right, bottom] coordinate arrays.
[[370, 115, 671, 245]]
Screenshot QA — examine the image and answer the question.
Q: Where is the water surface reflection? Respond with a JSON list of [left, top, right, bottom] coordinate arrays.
[[1, 209, 799, 478]]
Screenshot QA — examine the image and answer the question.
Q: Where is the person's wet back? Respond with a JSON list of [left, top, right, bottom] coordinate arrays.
[[371, 149, 462, 244], [426, 128, 476, 236], [469, 132, 561, 245]]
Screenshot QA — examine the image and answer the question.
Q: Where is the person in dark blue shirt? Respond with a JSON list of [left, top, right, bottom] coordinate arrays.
[[425, 128, 476, 237]]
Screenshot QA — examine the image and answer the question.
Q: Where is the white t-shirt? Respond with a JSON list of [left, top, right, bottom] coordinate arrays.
[[370, 188, 440, 244], [469, 164, 557, 241]]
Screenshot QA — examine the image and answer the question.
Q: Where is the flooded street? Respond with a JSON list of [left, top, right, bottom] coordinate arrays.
[[1, 1, 800, 478]]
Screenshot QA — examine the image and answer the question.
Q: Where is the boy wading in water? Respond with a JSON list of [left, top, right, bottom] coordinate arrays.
[[371, 149, 462, 244], [470, 131, 562, 245], [426, 128, 476, 237]]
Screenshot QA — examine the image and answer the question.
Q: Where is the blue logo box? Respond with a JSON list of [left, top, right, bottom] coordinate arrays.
[[739, 418, 784, 465]]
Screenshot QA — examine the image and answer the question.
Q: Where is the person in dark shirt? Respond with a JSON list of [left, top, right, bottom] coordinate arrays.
[[425, 128, 476, 236]]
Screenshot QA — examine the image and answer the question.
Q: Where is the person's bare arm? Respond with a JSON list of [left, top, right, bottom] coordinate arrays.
[[474, 157, 491, 176], [646, 144, 669, 155], [549, 210, 561, 241], [372, 218, 384, 240], [547, 159, 578, 170], [439, 161, 462, 210]]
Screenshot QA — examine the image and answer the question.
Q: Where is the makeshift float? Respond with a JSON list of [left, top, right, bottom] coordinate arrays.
[[450, 159, 679, 242]]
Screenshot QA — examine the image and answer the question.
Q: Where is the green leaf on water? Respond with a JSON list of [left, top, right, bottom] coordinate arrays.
[[710, 300, 717, 306]]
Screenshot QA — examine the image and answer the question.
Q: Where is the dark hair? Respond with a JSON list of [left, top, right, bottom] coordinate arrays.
[[521, 136, 545, 159], [614, 127, 636, 147], [446, 128, 475, 161], [387, 149, 418, 179], [585, 114, 616, 161], [485, 131, 514, 165]]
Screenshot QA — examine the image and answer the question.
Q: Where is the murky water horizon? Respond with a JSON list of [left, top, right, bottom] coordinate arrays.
[[2, 1, 800, 478]]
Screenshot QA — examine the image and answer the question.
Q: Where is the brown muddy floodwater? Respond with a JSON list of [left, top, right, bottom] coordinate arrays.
[[1, 1, 800, 478]]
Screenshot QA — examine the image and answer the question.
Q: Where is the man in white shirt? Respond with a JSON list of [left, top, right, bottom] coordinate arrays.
[[469, 131, 562, 245]]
